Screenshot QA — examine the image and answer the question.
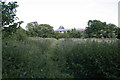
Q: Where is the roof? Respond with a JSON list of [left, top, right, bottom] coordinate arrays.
[[55, 28, 84, 32]]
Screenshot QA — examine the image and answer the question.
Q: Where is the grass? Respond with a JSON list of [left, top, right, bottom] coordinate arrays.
[[2, 38, 120, 79]]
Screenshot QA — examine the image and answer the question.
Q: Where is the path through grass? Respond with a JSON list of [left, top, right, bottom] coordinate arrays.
[[2, 38, 120, 79]]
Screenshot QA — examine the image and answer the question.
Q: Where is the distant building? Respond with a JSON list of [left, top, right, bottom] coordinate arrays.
[[54, 28, 85, 33]]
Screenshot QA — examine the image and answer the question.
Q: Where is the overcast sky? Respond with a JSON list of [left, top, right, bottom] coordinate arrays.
[[7, 0, 119, 30]]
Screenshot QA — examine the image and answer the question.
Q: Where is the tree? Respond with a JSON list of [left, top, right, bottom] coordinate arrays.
[[2, 1, 18, 26], [26, 22, 54, 38], [116, 27, 120, 39], [59, 25, 64, 29], [38, 24, 54, 38], [26, 21, 39, 37], [104, 23, 118, 38], [85, 20, 118, 38], [1, 1, 24, 38], [11, 27, 27, 41], [70, 31, 82, 38]]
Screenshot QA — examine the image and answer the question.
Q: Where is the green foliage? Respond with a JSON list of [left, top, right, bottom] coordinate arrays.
[[25, 20, 119, 39], [38, 24, 54, 38], [26, 22, 55, 38], [85, 20, 119, 38], [2, 1, 18, 26], [54, 28, 84, 39], [54, 32, 70, 39], [26, 22, 85, 39], [2, 38, 54, 78], [56, 39, 120, 79], [116, 27, 120, 39], [2, 21, 24, 38], [11, 27, 27, 41], [68, 30, 82, 38], [2, 1, 25, 40], [26, 21, 39, 37], [3, 38, 120, 79]]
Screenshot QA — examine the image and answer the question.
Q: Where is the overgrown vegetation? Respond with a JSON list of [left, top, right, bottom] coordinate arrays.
[[1, 1, 120, 79], [2, 38, 120, 79], [56, 39, 120, 79], [85, 20, 120, 38]]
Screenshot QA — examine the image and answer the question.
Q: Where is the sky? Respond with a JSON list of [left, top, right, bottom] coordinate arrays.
[[6, 0, 119, 30]]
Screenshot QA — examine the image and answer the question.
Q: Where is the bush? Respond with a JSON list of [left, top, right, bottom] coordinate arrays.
[[2, 38, 54, 78], [56, 39, 120, 79], [2, 27, 28, 41]]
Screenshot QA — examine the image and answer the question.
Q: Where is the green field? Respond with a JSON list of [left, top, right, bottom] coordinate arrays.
[[2, 38, 120, 79]]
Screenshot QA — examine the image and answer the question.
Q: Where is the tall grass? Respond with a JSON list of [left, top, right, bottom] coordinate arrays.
[[56, 39, 120, 79], [2, 38, 55, 78], [2, 38, 120, 79]]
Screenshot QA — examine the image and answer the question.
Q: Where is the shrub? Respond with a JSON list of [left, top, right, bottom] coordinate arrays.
[[57, 39, 120, 79], [2, 38, 53, 78]]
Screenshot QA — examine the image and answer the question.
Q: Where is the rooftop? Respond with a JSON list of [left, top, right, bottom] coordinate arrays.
[[55, 28, 85, 32]]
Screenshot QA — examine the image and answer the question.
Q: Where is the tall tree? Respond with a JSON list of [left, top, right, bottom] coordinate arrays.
[[59, 25, 64, 29], [2, 1, 18, 26], [26, 22, 54, 38], [1, 1, 24, 37], [85, 20, 118, 38], [26, 21, 39, 37], [38, 24, 54, 38]]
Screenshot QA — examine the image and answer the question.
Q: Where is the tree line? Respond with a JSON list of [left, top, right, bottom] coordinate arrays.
[[1, 1, 120, 40]]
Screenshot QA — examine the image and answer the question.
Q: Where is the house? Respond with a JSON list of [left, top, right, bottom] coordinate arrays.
[[55, 28, 85, 33]]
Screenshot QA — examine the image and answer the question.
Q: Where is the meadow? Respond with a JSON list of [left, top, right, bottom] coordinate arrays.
[[2, 38, 120, 79]]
